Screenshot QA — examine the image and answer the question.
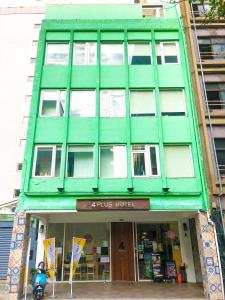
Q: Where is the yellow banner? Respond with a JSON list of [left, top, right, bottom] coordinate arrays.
[[43, 238, 55, 278], [70, 237, 86, 281]]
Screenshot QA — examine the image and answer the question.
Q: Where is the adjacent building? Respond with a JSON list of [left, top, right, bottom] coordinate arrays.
[[180, 0, 225, 287], [6, 2, 224, 300]]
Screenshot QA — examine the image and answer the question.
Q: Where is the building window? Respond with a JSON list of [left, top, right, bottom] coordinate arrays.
[[199, 38, 225, 60], [160, 90, 186, 116], [100, 90, 125, 117], [45, 43, 69, 65], [13, 189, 20, 198], [67, 145, 94, 178], [101, 44, 124, 65], [128, 43, 151, 65], [156, 42, 179, 64], [131, 145, 159, 177], [164, 145, 194, 178], [70, 90, 96, 117], [214, 139, 225, 176], [39, 90, 66, 117], [192, 3, 210, 17], [142, 5, 164, 17], [33, 145, 62, 177], [100, 145, 127, 178], [130, 90, 155, 117], [17, 163, 23, 171], [73, 42, 97, 65], [206, 83, 225, 110]]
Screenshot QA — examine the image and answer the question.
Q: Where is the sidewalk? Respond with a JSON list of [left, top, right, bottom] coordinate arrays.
[[0, 282, 205, 300]]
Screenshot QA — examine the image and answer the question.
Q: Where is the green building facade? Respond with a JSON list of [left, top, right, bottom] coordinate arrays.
[[7, 4, 224, 300]]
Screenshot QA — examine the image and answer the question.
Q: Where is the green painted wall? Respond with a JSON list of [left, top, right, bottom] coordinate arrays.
[[18, 4, 209, 212]]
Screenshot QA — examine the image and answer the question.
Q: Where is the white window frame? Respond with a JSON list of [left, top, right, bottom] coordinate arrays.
[[100, 90, 126, 118], [101, 43, 124, 65], [99, 144, 127, 178], [66, 145, 94, 178], [158, 42, 180, 64], [129, 89, 156, 117], [39, 90, 66, 117], [32, 145, 61, 178], [160, 89, 187, 116], [131, 145, 160, 177], [73, 42, 97, 65], [45, 43, 69, 65]]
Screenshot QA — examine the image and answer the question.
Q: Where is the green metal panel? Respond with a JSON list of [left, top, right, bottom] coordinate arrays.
[[46, 32, 70, 41], [74, 31, 97, 41]]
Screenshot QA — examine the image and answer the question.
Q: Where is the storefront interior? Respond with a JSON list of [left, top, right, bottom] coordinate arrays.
[[45, 216, 199, 283]]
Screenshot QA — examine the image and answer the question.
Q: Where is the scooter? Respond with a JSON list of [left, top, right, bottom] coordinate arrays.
[[32, 261, 47, 300]]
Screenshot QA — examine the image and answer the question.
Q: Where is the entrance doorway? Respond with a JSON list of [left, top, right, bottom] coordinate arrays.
[[111, 222, 135, 281]]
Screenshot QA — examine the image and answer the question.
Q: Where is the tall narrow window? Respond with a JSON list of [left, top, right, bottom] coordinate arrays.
[[164, 145, 194, 177], [130, 90, 155, 117], [73, 42, 97, 65], [70, 90, 96, 117], [67, 145, 94, 178], [100, 90, 125, 117], [156, 42, 179, 64], [160, 90, 186, 116], [131, 145, 159, 177], [45, 43, 69, 65], [214, 139, 225, 176], [101, 44, 124, 65], [33, 145, 62, 177], [40, 90, 66, 117], [128, 43, 151, 65], [100, 145, 127, 178]]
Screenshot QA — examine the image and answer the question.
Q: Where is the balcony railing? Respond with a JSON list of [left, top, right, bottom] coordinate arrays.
[[200, 51, 225, 60], [218, 165, 225, 176], [208, 100, 225, 110]]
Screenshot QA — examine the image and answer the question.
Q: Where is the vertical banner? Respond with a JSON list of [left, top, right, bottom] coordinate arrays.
[[43, 238, 55, 278], [69, 237, 86, 283]]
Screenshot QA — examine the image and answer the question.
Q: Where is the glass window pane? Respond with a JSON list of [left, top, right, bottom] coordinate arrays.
[[42, 100, 57, 116], [163, 43, 178, 63], [150, 147, 158, 175], [101, 44, 124, 65], [130, 91, 155, 116], [55, 147, 62, 177], [45, 44, 69, 65], [100, 145, 127, 178], [128, 44, 151, 65], [70, 91, 95, 117], [100, 90, 125, 117], [35, 147, 53, 176], [164, 146, 194, 177], [59, 91, 66, 117], [133, 153, 146, 176], [67, 146, 93, 178], [73, 43, 97, 65], [40, 90, 66, 117], [160, 91, 185, 116]]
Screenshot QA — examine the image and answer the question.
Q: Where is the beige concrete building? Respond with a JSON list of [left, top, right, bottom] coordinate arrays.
[[180, 0, 225, 287]]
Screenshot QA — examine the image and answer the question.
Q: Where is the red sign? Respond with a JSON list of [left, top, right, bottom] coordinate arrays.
[[77, 199, 150, 211]]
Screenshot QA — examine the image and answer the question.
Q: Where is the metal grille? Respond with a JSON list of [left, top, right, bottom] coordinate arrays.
[[0, 224, 13, 280]]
